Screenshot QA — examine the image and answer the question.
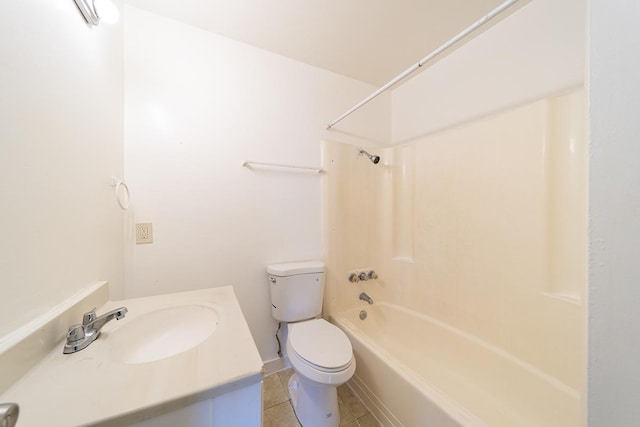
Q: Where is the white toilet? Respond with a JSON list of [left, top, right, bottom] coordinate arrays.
[[267, 261, 355, 427]]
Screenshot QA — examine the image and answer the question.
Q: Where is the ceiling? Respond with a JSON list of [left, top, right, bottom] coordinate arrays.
[[123, 0, 507, 86]]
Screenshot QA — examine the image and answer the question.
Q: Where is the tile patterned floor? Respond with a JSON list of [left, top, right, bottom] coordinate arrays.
[[263, 368, 380, 427]]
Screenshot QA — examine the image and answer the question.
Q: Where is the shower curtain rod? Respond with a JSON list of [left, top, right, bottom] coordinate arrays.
[[326, 0, 525, 130]]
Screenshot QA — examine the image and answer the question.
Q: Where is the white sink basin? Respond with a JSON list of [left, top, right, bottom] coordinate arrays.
[[110, 305, 219, 364]]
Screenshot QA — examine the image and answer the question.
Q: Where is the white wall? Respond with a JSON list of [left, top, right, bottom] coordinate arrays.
[[0, 1, 124, 340], [123, 6, 390, 361], [588, 0, 640, 425], [391, 0, 585, 144]]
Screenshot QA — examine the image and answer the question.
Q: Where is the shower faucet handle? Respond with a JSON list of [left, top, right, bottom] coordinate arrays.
[[349, 269, 378, 282]]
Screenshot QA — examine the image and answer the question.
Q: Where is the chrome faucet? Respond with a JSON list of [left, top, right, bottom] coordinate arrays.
[[63, 307, 128, 354], [359, 292, 374, 305], [0, 403, 19, 427]]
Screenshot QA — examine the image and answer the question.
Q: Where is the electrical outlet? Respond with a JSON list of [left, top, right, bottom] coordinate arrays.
[[136, 223, 153, 244]]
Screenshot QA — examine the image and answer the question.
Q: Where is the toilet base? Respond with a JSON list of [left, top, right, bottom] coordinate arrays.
[[288, 373, 340, 427], [288, 373, 299, 411]]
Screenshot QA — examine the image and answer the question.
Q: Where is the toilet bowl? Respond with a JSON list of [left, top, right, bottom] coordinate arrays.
[[286, 319, 355, 427]]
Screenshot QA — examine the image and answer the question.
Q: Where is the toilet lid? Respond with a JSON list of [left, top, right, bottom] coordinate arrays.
[[289, 319, 352, 370]]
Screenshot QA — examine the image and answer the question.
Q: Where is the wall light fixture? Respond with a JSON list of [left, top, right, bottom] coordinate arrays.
[[73, 0, 119, 26]]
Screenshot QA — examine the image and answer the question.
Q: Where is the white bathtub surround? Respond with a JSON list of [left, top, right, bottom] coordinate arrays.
[[0, 286, 263, 427], [333, 303, 580, 427], [321, 2, 587, 423], [323, 89, 586, 426]]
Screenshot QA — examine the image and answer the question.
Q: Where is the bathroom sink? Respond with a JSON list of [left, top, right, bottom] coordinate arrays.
[[109, 305, 219, 364]]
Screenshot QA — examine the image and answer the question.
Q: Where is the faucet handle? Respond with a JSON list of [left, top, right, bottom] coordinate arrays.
[[0, 403, 19, 427], [82, 308, 97, 325], [66, 324, 85, 343]]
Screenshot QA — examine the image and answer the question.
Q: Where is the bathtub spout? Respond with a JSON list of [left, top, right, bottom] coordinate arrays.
[[359, 292, 374, 305]]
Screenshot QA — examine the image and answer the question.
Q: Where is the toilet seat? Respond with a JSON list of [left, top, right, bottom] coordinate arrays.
[[286, 340, 355, 387], [289, 319, 353, 372]]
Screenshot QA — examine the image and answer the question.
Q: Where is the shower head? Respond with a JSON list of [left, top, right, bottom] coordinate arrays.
[[359, 149, 381, 164]]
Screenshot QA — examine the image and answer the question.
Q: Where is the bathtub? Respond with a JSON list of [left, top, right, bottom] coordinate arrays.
[[331, 303, 581, 427]]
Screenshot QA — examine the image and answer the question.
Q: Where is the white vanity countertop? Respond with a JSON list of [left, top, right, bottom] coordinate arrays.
[[0, 286, 263, 427]]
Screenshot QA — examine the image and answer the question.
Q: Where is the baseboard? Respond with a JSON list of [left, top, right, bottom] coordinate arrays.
[[262, 355, 291, 376]]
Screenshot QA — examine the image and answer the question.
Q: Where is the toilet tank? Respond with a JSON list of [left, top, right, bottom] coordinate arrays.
[[267, 261, 325, 322]]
